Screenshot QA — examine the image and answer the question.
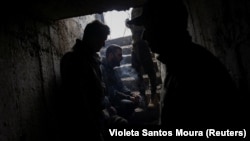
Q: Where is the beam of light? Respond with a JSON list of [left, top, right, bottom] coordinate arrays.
[[104, 8, 132, 39]]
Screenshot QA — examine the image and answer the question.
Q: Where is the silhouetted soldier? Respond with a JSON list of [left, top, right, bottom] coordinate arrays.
[[127, 0, 245, 128], [59, 20, 110, 141], [126, 7, 159, 107]]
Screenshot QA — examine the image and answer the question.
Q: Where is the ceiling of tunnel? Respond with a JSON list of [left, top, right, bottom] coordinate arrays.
[[3, 0, 145, 21]]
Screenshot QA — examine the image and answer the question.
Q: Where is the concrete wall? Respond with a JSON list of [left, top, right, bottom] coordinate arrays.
[[185, 0, 250, 94], [0, 15, 99, 141]]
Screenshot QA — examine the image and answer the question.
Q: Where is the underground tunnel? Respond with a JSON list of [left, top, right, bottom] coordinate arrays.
[[0, 0, 249, 140]]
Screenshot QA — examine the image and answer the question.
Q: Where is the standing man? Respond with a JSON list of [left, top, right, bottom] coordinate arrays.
[[127, 0, 245, 128], [60, 20, 110, 141], [126, 7, 158, 106]]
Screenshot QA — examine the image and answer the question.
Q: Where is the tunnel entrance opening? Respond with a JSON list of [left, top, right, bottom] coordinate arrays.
[[103, 8, 132, 40]]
